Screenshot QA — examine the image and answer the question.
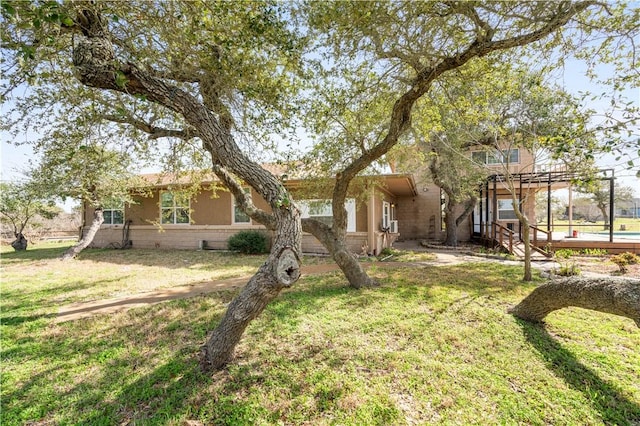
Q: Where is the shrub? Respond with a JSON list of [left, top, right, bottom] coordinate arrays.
[[227, 230, 269, 254], [610, 252, 639, 274], [553, 249, 580, 276], [554, 249, 577, 259], [581, 248, 608, 256]]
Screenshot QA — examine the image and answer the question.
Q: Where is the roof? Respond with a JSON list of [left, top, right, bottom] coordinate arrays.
[[137, 168, 417, 196]]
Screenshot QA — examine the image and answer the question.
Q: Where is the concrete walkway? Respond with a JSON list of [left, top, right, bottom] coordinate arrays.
[[55, 247, 556, 323]]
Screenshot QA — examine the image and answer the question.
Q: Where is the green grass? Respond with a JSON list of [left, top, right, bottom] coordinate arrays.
[[545, 218, 640, 233], [2, 243, 639, 425]]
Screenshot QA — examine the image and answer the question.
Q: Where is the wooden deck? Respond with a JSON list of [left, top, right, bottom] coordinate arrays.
[[534, 237, 640, 255], [484, 222, 640, 258]]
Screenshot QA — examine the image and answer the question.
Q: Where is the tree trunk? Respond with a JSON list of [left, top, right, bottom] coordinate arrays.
[[512, 196, 532, 282], [598, 204, 610, 230], [61, 208, 104, 260], [509, 276, 640, 327], [202, 209, 301, 370], [11, 233, 28, 251], [443, 209, 458, 247], [302, 218, 377, 289], [521, 223, 532, 281]]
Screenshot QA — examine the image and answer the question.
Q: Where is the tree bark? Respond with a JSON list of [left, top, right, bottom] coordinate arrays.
[[509, 276, 640, 327], [202, 210, 301, 369], [302, 218, 377, 289], [597, 203, 610, 230], [443, 207, 458, 247], [61, 208, 104, 260], [11, 233, 28, 251]]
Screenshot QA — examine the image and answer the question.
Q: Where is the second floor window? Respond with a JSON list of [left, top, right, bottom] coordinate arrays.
[[472, 149, 519, 165], [160, 191, 190, 224]]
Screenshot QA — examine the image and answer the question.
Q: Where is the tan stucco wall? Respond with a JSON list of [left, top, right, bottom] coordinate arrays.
[[396, 183, 442, 240]]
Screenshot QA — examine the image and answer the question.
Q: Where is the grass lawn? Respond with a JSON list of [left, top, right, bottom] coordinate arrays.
[[542, 218, 640, 234], [1, 243, 639, 425]]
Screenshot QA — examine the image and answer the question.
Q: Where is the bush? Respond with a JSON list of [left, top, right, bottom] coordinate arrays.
[[610, 252, 639, 274], [227, 230, 269, 254]]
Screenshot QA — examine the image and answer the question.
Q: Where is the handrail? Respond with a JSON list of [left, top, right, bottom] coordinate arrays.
[[529, 225, 552, 257], [492, 221, 514, 254]]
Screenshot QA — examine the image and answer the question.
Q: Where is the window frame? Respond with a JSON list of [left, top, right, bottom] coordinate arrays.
[[232, 187, 252, 225], [160, 191, 191, 225], [497, 199, 518, 221], [299, 198, 356, 232], [472, 149, 520, 165], [102, 207, 124, 225]]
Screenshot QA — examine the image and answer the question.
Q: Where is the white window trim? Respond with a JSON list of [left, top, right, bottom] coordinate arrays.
[[102, 207, 124, 225], [160, 191, 191, 225], [299, 198, 356, 232], [472, 149, 520, 165], [232, 188, 252, 225], [497, 199, 517, 221]]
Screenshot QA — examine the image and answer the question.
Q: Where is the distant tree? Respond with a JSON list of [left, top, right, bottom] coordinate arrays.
[[0, 181, 59, 250], [32, 134, 147, 260], [577, 181, 634, 230]]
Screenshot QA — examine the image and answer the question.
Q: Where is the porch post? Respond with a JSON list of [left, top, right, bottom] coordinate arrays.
[[519, 174, 523, 241], [485, 180, 490, 238], [367, 188, 376, 255], [609, 171, 614, 243], [547, 172, 551, 233]]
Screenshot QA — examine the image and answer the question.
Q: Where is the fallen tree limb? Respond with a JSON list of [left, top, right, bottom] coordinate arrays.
[[509, 276, 640, 327]]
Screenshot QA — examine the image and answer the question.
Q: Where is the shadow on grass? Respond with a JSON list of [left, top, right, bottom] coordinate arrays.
[[0, 245, 72, 262], [517, 319, 640, 424]]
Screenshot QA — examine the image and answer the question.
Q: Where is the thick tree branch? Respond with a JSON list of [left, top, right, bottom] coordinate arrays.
[[101, 114, 198, 140], [510, 276, 640, 326], [71, 6, 287, 209], [211, 164, 277, 230], [331, 1, 596, 216]]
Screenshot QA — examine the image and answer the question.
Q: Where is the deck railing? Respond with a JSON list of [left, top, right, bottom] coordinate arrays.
[[492, 222, 514, 254], [529, 225, 552, 257]]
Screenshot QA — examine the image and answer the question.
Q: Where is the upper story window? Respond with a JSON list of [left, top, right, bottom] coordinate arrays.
[[160, 191, 190, 224], [472, 149, 519, 165], [233, 188, 251, 224]]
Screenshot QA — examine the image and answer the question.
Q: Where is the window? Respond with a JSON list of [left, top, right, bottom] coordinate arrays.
[[103, 208, 124, 225], [472, 149, 519, 165], [233, 188, 252, 224], [299, 199, 356, 232], [308, 200, 333, 227], [102, 199, 124, 225], [160, 191, 190, 224], [497, 199, 517, 220]]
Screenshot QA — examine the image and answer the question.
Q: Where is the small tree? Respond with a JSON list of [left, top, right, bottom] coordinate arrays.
[[32, 136, 146, 260], [0, 181, 59, 250]]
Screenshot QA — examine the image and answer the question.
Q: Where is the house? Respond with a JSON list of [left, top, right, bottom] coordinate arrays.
[[84, 146, 628, 255], [84, 170, 445, 255], [615, 197, 640, 219]]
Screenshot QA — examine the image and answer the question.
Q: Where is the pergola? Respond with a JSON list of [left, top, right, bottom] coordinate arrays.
[[477, 168, 616, 243]]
